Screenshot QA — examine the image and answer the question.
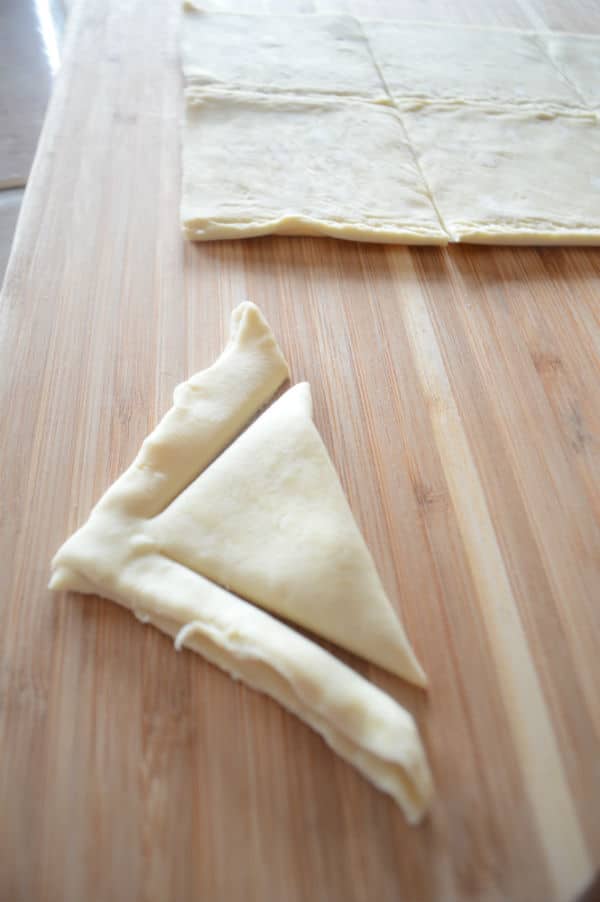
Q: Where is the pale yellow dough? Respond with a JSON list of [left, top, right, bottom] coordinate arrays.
[[362, 20, 584, 113], [181, 7, 387, 102], [541, 33, 600, 110], [403, 107, 600, 244], [49, 302, 432, 822], [181, 91, 447, 244], [180, 12, 600, 245]]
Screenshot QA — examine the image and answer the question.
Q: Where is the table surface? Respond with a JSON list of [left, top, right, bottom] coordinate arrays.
[[1, 1, 599, 901]]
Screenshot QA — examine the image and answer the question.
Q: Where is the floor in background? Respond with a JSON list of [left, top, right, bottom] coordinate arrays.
[[0, 190, 24, 282], [0, 0, 64, 283], [0, 0, 64, 189]]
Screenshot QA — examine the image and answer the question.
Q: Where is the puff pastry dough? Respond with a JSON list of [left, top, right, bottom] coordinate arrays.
[[180, 11, 600, 245], [361, 20, 583, 112], [181, 91, 447, 244], [181, 8, 387, 101], [402, 106, 600, 243], [49, 302, 432, 821], [542, 33, 600, 110]]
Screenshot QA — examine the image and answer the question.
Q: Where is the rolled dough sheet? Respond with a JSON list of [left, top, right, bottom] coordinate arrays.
[[182, 6, 388, 102], [402, 106, 600, 244], [181, 91, 448, 244], [179, 12, 600, 245], [361, 20, 585, 113], [541, 33, 600, 110]]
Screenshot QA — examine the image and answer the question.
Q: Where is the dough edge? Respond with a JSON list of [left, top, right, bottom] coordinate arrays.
[[182, 214, 448, 244]]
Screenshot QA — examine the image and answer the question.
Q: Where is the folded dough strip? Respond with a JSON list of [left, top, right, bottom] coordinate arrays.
[[102, 553, 433, 824], [94, 302, 289, 519]]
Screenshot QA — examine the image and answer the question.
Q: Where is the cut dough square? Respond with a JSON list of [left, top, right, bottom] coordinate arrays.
[[181, 91, 447, 243], [181, 6, 387, 101], [362, 20, 584, 112], [402, 106, 600, 243], [541, 33, 600, 110]]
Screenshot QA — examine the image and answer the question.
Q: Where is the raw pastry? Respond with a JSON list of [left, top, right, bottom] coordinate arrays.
[[362, 20, 583, 112], [180, 12, 600, 245], [182, 6, 387, 102], [402, 106, 600, 244], [181, 91, 448, 244], [49, 302, 432, 821], [541, 32, 600, 110], [153, 381, 426, 685]]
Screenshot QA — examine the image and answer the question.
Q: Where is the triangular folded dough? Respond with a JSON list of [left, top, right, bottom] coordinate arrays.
[[153, 381, 426, 686], [49, 302, 432, 820], [53, 302, 425, 684]]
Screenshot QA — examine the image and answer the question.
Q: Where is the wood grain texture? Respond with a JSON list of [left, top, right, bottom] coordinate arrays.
[[1, 1, 599, 901]]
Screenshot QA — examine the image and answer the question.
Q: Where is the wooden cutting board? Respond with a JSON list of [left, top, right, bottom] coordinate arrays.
[[1, 1, 599, 900]]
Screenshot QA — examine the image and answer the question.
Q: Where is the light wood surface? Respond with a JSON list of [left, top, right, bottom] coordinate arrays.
[[1, 1, 599, 901]]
